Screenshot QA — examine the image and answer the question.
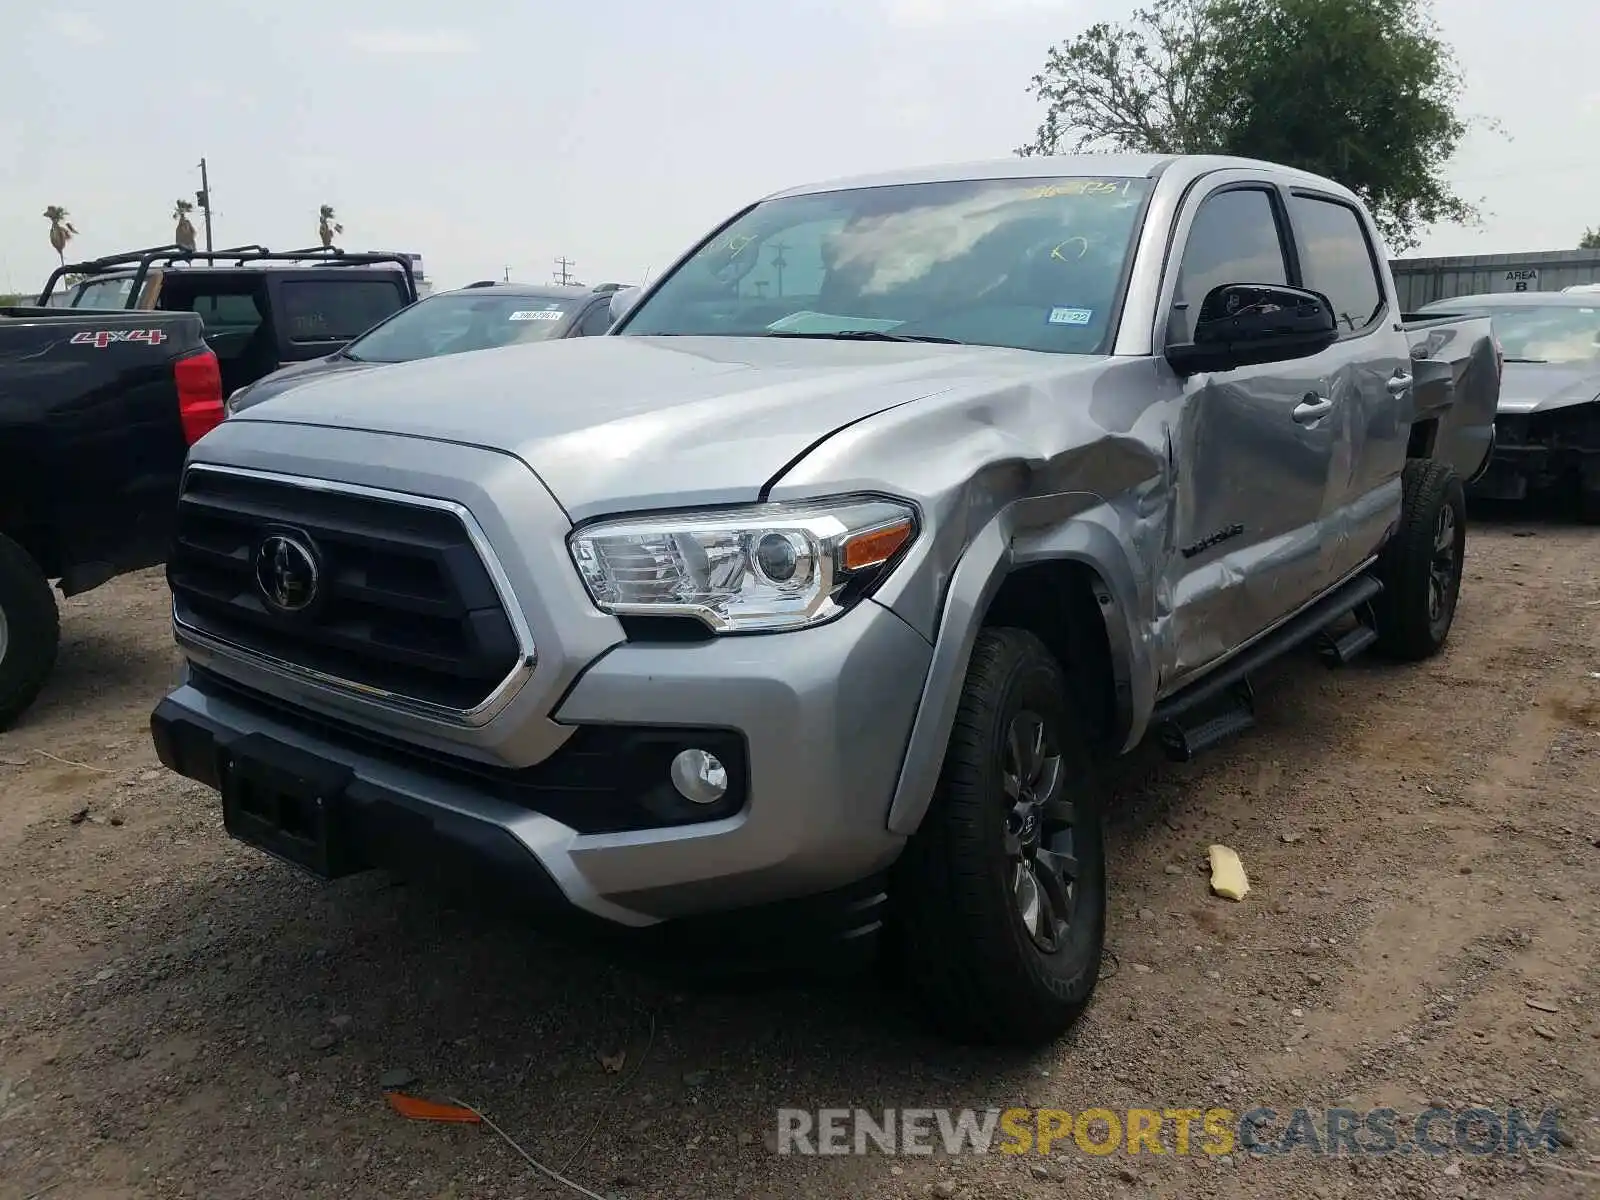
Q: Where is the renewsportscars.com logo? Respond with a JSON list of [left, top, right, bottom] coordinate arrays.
[[774, 1106, 1570, 1158]]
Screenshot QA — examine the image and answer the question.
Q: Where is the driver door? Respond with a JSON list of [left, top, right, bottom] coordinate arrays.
[[1160, 179, 1341, 685]]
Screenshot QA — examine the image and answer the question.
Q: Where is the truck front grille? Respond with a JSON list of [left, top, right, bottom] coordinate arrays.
[[169, 466, 527, 716]]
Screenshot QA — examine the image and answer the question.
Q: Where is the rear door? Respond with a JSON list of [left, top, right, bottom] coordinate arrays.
[[154, 273, 274, 398], [266, 271, 413, 363], [1281, 189, 1411, 585]]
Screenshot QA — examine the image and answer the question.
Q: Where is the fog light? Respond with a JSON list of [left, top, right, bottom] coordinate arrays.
[[669, 748, 728, 805]]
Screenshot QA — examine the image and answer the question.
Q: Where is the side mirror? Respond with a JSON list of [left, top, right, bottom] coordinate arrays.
[[609, 286, 643, 324], [1165, 283, 1339, 377]]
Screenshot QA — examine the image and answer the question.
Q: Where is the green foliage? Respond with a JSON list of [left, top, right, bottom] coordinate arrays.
[[1581, 228, 1600, 250], [1019, 0, 1482, 252]]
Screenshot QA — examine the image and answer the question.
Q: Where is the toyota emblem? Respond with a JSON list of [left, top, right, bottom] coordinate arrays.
[[254, 533, 320, 614]]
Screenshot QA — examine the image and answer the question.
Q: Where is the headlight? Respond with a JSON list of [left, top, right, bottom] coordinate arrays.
[[569, 496, 918, 633]]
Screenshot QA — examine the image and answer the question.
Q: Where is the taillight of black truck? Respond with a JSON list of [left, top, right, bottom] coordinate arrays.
[[0, 307, 213, 727]]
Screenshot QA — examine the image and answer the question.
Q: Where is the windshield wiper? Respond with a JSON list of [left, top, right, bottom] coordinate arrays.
[[1501, 356, 1547, 363], [764, 330, 963, 344]]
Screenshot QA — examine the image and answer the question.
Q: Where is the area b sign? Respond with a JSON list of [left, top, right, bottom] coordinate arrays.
[[1499, 268, 1539, 293]]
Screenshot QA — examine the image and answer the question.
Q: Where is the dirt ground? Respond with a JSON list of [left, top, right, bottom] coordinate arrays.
[[2, 513, 1598, 1200]]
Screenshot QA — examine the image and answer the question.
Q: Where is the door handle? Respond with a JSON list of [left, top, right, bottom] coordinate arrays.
[[1292, 395, 1334, 423], [1387, 372, 1413, 394]]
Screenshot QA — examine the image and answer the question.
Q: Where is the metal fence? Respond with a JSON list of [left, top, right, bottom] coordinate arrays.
[[1390, 250, 1600, 310]]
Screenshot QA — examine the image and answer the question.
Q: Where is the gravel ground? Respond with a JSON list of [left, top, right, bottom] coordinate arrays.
[[2, 514, 1598, 1200]]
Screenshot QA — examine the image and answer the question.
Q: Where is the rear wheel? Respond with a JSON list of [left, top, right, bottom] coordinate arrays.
[[1578, 485, 1600, 526], [890, 628, 1106, 1045], [0, 533, 60, 730], [1372, 458, 1467, 661]]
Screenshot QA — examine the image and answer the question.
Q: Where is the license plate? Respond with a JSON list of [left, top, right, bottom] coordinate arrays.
[[220, 734, 357, 880]]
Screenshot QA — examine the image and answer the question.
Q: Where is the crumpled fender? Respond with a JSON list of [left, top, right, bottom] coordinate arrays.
[[881, 495, 1157, 837]]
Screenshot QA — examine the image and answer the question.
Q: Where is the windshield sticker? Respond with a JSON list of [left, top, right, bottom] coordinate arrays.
[[766, 311, 906, 335], [1026, 180, 1135, 200], [508, 310, 564, 321], [1048, 307, 1094, 326]]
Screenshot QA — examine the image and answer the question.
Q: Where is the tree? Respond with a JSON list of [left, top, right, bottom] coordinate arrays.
[[1581, 228, 1600, 251], [317, 204, 344, 249], [1018, 0, 1481, 252], [173, 199, 198, 251], [43, 205, 78, 266]]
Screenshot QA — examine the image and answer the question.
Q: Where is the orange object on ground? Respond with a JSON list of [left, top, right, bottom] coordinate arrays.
[[385, 1092, 482, 1124]]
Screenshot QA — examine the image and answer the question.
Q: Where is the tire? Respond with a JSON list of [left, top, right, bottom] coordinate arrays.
[[1578, 486, 1600, 526], [889, 627, 1107, 1045], [1372, 459, 1467, 662], [0, 533, 60, 730]]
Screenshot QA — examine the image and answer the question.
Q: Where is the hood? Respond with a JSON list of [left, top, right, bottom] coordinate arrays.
[[229, 354, 375, 413], [230, 334, 1066, 518], [1497, 362, 1600, 415]]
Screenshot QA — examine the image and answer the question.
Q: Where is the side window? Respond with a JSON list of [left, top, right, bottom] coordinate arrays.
[[177, 290, 266, 338], [575, 302, 614, 337], [278, 279, 407, 344], [1169, 188, 1290, 343], [1289, 194, 1385, 334]]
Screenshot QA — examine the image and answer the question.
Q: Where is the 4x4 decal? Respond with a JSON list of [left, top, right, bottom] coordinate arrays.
[[69, 329, 168, 349]]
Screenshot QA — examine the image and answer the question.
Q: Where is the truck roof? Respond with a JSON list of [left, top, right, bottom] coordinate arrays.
[[765, 153, 1358, 203], [442, 282, 612, 302], [1419, 290, 1600, 310]]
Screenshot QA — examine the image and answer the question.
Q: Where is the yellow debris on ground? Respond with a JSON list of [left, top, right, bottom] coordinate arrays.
[[1208, 844, 1250, 901]]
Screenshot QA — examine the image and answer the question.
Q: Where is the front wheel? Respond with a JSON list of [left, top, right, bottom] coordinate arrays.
[[889, 628, 1106, 1045], [1372, 458, 1467, 661]]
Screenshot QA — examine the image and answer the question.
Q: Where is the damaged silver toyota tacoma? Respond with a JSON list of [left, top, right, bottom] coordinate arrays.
[[151, 154, 1500, 1045]]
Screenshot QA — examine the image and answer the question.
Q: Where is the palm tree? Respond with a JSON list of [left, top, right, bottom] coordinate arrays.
[[173, 199, 197, 251], [44, 206, 78, 266], [317, 204, 344, 249]]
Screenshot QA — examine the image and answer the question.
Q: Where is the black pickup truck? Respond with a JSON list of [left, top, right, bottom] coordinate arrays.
[[0, 246, 422, 726], [0, 307, 220, 727], [38, 244, 420, 401]]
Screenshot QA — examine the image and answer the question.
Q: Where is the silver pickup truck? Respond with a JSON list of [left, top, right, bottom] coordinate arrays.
[[150, 154, 1498, 1045]]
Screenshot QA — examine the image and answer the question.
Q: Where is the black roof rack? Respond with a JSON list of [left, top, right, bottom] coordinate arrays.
[[465, 279, 500, 288], [37, 244, 419, 307]]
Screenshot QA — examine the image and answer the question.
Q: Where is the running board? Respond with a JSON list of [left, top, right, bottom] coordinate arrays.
[[1159, 679, 1256, 762], [1153, 572, 1385, 734], [1316, 603, 1380, 667]]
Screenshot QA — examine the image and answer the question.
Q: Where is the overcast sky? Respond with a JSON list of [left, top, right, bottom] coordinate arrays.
[[1, 0, 1594, 293]]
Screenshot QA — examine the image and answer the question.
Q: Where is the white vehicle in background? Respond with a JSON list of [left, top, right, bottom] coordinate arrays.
[[1561, 283, 1600, 294]]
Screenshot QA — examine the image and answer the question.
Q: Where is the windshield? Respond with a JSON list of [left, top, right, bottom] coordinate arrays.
[[344, 293, 585, 363], [1472, 304, 1600, 364], [622, 175, 1153, 354], [70, 276, 136, 308]]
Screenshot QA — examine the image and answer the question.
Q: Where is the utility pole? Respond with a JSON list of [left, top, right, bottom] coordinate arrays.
[[196, 158, 214, 252], [769, 241, 789, 297], [553, 256, 576, 286], [503, 265, 511, 282]]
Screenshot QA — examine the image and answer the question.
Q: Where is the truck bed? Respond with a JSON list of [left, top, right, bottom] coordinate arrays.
[[0, 308, 215, 592], [1400, 312, 1500, 484]]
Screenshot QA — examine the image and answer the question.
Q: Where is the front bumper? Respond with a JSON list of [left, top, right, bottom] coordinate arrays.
[[1468, 409, 1600, 499], [152, 598, 931, 933]]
